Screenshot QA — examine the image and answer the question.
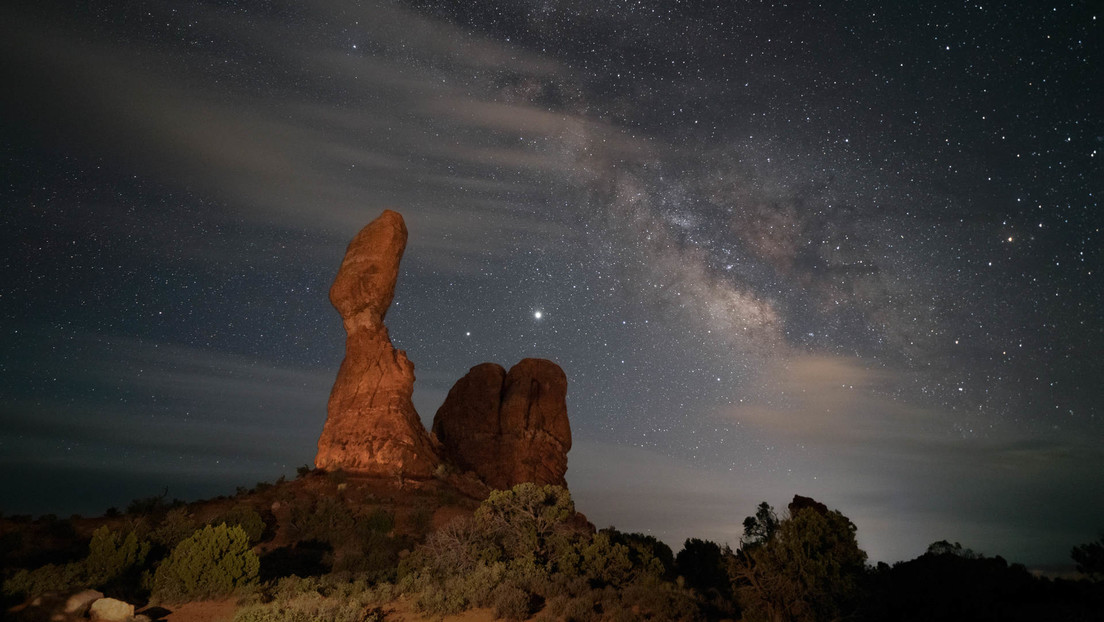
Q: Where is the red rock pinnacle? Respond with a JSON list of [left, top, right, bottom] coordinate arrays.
[[315, 210, 439, 478]]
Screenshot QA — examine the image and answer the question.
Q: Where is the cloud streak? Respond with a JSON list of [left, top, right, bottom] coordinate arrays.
[[722, 354, 1104, 562]]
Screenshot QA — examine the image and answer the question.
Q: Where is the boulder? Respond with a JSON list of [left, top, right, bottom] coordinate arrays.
[[433, 358, 571, 489], [315, 210, 439, 478], [89, 598, 133, 622], [64, 589, 103, 617]]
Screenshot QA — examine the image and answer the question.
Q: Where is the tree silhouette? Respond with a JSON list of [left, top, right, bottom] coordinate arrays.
[[1071, 532, 1104, 581], [732, 496, 866, 622]]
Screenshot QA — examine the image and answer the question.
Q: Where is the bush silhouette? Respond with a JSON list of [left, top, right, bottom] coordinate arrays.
[[2, 525, 150, 598], [733, 498, 866, 622]]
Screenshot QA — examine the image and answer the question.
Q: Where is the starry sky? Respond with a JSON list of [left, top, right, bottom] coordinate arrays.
[[2, 0, 1101, 568]]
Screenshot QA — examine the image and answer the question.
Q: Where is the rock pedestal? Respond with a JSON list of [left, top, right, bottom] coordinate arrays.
[[315, 210, 572, 489], [314, 210, 439, 478]]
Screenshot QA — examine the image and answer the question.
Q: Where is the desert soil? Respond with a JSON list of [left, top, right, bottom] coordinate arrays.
[[152, 596, 501, 622]]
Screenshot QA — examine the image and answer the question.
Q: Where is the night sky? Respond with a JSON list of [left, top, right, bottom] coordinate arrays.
[[2, 0, 1101, 568]]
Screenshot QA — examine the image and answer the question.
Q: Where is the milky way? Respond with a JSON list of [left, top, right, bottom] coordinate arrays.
[[1, 0, 1100, 566]]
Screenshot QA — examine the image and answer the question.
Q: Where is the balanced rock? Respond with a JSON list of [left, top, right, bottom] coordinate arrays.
[[433, 358, 571, 489], [315, 210, 439, 478]]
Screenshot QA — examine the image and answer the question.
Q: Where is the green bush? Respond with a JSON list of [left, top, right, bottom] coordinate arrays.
[[475, 483, 577, 567], [491, 582, 534, 620], [234, 596, 383, 622], [581, 532, 635, 588], [414, 579, 471, 616], [211, 505, 267, 544], [622, 575, 702, 620], [403, 562, 506, 615], [1, 526, 150, 599], [2, 562, 86, 598], [151, 523, 259, 603], [152, 508, 198, 550], [392, 483, 709, 620], [289, 497, 356, 542], [85, 525, 151, 583]]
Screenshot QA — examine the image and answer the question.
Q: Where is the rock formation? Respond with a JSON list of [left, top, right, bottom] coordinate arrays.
[[432, 358, 571, 489], [315, 209, 572, 489], [315, 209, 439, 478]]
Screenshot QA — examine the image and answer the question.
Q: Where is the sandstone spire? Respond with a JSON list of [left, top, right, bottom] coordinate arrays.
[[315, 210, 439, 477]]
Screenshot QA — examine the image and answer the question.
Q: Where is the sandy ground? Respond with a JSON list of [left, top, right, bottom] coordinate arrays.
[[143, 596, 502, 622], [386, 597, 500, 622], [155, 598, 239, 622]]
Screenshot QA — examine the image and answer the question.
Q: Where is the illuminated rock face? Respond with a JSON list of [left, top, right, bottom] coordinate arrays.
[[432, 358, 571, 490], [315, 209, 439, 478], [316, 210, 571, 488]]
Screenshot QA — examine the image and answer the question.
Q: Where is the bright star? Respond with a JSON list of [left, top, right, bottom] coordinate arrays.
[[534, 310, 543, 320]]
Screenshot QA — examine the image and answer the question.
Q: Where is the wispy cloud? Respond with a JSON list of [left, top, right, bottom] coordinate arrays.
[[721, 354, 1104, 562], [0, 335, 332, 481], [3, 1, 590, 270]]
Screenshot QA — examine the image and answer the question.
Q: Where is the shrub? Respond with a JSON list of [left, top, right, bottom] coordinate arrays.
[[152, 508, 198, 550], [538, 592, 597, 622], [289, 497, 356, 542], [474, 483, 583, 573], [1, 528, 152, 601], [406, 562, 507, 616], [330, 531, 400, 580], [85, 525, 151, 585], [476, 484, 576, 562], [2, 562, 86, 598], [362, 507, 395, 534], [1, 526, 150, 599], [234, 597, 385, 622], [491, 582, 534, 620], [151, 523, 259, 603], [622, 575, 703, 620], [414, 580, 470, 616], [233, 574, 390, 622], [403, 516, 495, 579], [581, 532, 635, 588], [394, 483, 709, 620], [211, 505, 267, 544]]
